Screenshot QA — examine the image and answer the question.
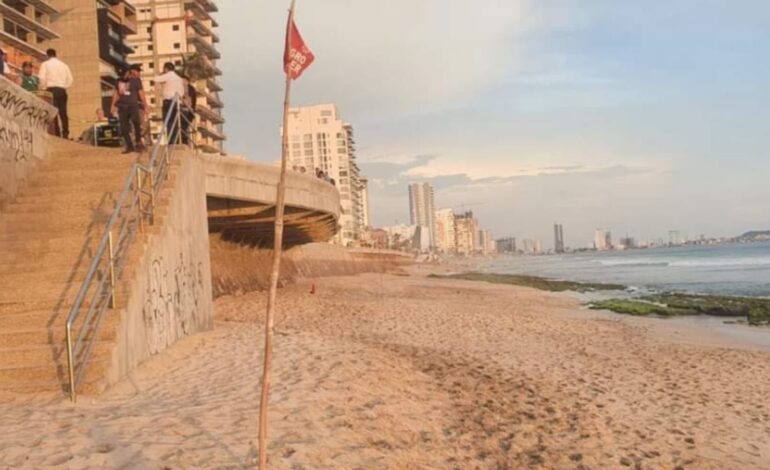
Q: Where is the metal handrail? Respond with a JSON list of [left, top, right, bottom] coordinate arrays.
[[65, 95, 195, 402]]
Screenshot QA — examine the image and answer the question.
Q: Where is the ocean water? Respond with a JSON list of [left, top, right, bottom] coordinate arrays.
[[482, 243, 770, 297]]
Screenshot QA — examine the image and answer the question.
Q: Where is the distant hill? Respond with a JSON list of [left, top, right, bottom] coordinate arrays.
[[736, 230, 770, 241]]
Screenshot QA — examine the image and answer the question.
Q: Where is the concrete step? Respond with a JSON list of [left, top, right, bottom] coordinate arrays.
[[0, 340, 114, 369], [0, 314, 120, 348], [0, 359, 111, 394], [0, 280, 130, 306]]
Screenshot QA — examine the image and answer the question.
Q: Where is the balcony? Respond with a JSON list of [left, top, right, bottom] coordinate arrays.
[[196, 104, 225, 124], [0, 4, 60, 41], [0, 30, 46, 60], [187, 31, 220, 59], [206, 78, 222, 92], [198, 124, 225, 141], [24, 0, 58, 15]]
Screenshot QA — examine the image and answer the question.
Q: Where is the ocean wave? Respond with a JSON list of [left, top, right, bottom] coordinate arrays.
[[594, 257, 770, 268]]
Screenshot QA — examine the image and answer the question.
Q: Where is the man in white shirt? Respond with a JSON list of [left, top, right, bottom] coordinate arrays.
[[153, 62, 185, 144], [38, 49, 74, 139]]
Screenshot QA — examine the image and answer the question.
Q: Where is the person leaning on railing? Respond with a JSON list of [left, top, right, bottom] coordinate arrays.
[[179, 73, 197, 146], [153, 62, 186, 144]]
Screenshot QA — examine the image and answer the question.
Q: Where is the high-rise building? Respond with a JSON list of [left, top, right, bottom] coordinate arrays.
[[554, 223, 565, 253], [496, 237, 516, 253], [454, 211, 478, 255], [359, 177, 370, 229], [408, 182, 436, 248], [41, 0, 137, 138], [594, 228, 612, 251], [129, 0, 225, 153], [0, 1, 60, 72], [478, 230, 495, 255], [434, 208, 456, 253], [285, 103, 365, 246]]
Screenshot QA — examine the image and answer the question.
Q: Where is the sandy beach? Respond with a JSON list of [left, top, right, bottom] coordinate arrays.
[[2, 268, 769, 469]]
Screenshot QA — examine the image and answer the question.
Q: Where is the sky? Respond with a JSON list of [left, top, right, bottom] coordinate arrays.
[[218, 1, 770, 249]]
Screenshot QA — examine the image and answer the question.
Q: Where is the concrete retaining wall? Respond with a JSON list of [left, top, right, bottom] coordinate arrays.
[[0, 77, 57, 209], [109, 154, 214, 385], [210, 238, 411, 297]]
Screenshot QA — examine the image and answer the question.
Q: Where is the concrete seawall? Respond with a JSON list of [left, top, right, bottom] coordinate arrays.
[[210, 237, 412, 298], [110, 154, 214, 386]]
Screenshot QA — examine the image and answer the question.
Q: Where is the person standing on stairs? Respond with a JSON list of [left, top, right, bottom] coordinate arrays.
[[38, 49, 73, 139], [153, 62, 186, 144], [110, 67, 147, 154]]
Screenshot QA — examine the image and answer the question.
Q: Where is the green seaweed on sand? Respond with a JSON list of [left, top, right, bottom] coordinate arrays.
[[429, 272, 625, 293], [590, 294, 770, 326]]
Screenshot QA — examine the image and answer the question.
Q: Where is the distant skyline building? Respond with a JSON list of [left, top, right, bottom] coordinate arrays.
[[435, 208, 456, 253], [454, 211, 478, 256], [554, 223, 565, 253], [521, 238, 542, 254], [285, 103, 366, 246], [496, 237, 516, 253], [359, 177, 370, 229], [594, 228, 612, 251], [479, 230, 495, 255], [408, 182, 436, 248]]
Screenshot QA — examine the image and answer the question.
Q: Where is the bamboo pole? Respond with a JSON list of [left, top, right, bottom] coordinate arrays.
[[258, 1, 295, 468]]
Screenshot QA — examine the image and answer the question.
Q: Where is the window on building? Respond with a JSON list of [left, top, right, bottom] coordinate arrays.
[[148, 44, 153, 51], [321, 110, 332, 117], [304, 150, 313, 156], [290, 135, 300, 142], [338, 148, 347, 154], [146, 26, 152, 34], [291, 143, 300, 150], [339, 171, 348, 176], [174, 60, 182, 66], [173, 42, 181, 49], [303, 142, 312, 149], [172, 24, 180, 31]]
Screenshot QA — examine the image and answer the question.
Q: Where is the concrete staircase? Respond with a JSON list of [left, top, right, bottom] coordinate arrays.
[[0, 139, 177, 395]]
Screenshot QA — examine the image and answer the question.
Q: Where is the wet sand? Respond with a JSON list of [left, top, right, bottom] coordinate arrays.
[[1, 270, 769, 469]]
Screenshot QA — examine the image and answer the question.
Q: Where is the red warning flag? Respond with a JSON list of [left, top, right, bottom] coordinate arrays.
[[283, 18, 315, 80]]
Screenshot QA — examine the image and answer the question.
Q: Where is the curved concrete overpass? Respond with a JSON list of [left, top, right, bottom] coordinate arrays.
[[202, 155, 340, 246]]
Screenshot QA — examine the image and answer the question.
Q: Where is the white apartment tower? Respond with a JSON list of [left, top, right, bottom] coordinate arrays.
[[285, 103, 365, 246], [408, 182, 436, 248], [435, 208, 456, 253], [359, 177, 370, 229], [128, 0, 225, 153]]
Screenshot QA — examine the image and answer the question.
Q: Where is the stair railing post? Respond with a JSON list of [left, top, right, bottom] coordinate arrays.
[[136, 166, 144, 233], [66, 323, 76, 403], [149, 172, 155, 225], [108, 230, 117, 309]]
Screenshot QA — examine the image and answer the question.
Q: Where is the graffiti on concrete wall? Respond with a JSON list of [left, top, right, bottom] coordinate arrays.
[[142, 252, 206, 355], [0, 78, 56, 162], [0, 116, 34, 163]]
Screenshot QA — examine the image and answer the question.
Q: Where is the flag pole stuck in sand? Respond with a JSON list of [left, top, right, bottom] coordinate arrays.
[[258, 1, 314, 468]]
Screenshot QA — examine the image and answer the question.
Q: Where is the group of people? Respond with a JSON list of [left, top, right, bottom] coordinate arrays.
[[0, 47, 197, 154], [1, 48, 74, 139], [291, 165, 336, 186], [110, 61, 197, 154]]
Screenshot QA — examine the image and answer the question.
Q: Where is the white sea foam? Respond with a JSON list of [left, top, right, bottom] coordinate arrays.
[[594, 257, 770, 268]]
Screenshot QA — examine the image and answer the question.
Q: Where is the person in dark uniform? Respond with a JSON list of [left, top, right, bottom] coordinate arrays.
[[179, 73, 197, 145], [110, 67, 147, 153]]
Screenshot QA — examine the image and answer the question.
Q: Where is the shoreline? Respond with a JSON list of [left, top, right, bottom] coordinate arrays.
[[434, 269, 770, 326], [1, 270, 769, 468]]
